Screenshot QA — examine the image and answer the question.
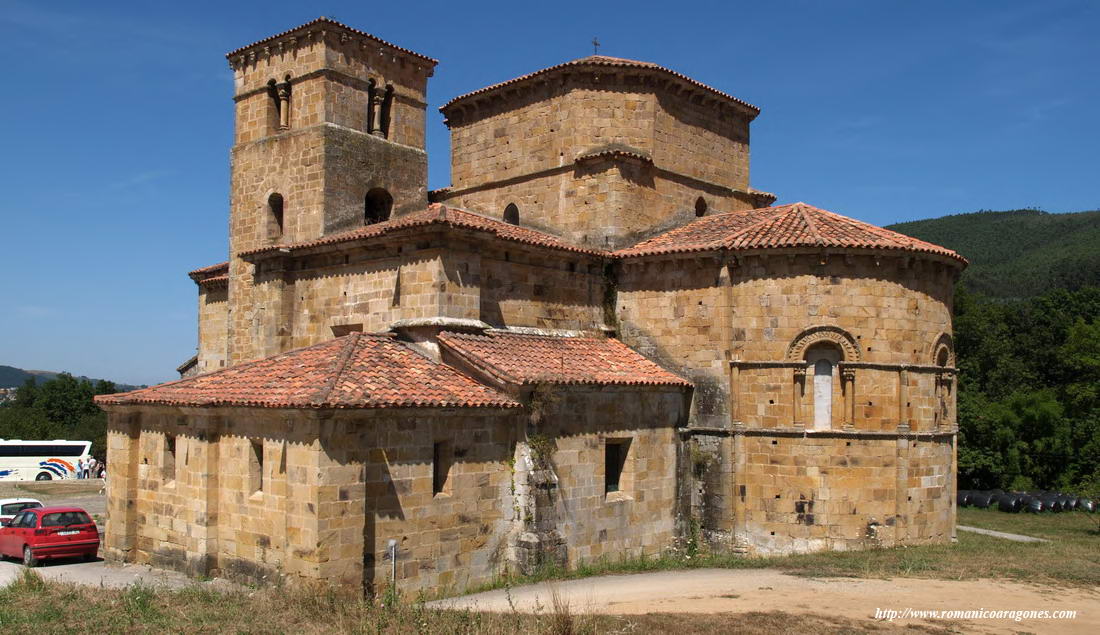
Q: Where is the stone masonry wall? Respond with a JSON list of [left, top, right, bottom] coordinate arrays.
[[616, 251, 959, 553], [441, 74, 753, 249], [197, 285, 228, 374], [519, 386, 686, 568]]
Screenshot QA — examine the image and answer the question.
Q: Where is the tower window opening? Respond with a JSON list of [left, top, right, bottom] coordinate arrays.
[[503, 203, 520, 225], [268, 193, 285, 240], [380, 83, 395, 138], [695, 197, 708, 217], [364, 188, 393, 225]]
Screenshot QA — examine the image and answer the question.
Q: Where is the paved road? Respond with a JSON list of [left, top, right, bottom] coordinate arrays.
[[430, 569, 1099, 635], [0, 557, 200, 589]]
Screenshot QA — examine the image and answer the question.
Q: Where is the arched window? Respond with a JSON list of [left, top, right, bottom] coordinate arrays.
[[267, 193, 284, 240], [695, 197, 707, 217], [503, 203, 519, 225], [364, 188, 393, 224], [805, 344, 841, 430]]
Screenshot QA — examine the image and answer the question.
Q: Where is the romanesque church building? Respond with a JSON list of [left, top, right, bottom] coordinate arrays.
[[97, 18, 965, 593]]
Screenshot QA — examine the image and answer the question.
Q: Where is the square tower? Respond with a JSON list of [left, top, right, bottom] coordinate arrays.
[[224, 18, 437, 365]]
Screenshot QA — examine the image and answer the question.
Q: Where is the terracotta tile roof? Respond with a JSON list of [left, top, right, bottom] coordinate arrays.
[[441, 55, 759, 117], [615, 202, 967, 264], [197, 275, 228, 288], [188, 261, 229, 282], [225, 17, 437, 64], [438, 331, 691, 387], [239, 204, 608, 258], [95, 333, 519, 410]]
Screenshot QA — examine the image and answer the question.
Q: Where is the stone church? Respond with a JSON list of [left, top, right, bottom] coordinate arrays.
[[97, 18, 966, 594]]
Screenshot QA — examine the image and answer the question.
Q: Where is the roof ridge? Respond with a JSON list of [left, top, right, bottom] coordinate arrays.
[[796, 203, 826, 246], [720, 204, 791, 249], [437, 333, 525, 385], [225, 17, 438, 64], [309, 333, 361, 406]]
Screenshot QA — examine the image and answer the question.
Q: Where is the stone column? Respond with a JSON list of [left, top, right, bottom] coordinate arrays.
[[731, 425, 748, 552], [842, 368, 856, 430], [728, 363, 741, 424], [894, 423, 910, 543], [897, 368, 909, 428], [276, 82, 291, 130], [792, 368, 805, 428], [366, 78, 377, 134]]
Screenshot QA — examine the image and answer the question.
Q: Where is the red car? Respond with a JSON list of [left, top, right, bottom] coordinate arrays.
[[0, 506, 99, 567]]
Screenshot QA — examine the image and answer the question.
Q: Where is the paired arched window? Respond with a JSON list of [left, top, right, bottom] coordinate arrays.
[[695, 197, 708, 217], [503, 203, 520, 225], [267, 193, 284, 240], [364, 188, 393, 225]]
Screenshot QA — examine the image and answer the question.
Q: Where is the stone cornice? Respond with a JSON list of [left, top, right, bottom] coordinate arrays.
[[226, 17, 437, 71]]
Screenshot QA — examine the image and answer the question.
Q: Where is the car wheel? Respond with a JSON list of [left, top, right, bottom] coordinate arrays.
[[35, 472, 52, 481], [83, 552, 96, 562], [22, 546, 36, 568]]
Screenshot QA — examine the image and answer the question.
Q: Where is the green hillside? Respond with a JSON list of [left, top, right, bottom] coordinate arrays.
[[887, 209, 1100, 299], [0, 365, 140, 391]]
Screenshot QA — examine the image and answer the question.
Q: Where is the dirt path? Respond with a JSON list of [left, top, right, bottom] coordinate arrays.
[[431, 569, 1099, 634]]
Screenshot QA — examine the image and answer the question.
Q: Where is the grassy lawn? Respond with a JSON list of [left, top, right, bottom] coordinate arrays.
[[0, 568, 950, 634], [0, 509, 1092, 632], [466, 508, 1099, 593]]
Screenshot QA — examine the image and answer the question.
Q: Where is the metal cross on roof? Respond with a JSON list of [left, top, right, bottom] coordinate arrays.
[[592, 37, 600, 55]]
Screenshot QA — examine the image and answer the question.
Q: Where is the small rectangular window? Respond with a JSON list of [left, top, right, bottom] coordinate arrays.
[[164, 435, 177, 483], [605, 438, 631, 494], [433, 441, 453, 496], [250, 439, 264, 495]]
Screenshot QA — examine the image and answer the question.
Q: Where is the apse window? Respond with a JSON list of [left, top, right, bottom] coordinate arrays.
[[604, 438, 632, 496], [433, 440, 453, 497]]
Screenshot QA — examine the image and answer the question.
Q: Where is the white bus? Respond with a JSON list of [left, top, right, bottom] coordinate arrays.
[[0, 440, 93, 481]]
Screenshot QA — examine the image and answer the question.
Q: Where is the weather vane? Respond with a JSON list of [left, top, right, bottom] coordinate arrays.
[[592, 37, 600, 55]]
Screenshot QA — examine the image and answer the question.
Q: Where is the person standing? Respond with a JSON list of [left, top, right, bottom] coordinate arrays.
[[76, 457, 84, 479], [88, 457, 97, 479]]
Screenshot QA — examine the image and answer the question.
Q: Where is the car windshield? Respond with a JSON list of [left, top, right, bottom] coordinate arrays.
[[41, 511, 92, 527], [1, 502, 42, 515]]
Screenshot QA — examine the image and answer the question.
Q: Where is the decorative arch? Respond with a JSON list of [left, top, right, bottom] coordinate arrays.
[[786, 325, 862, 362], [931, 332, 955, 367]]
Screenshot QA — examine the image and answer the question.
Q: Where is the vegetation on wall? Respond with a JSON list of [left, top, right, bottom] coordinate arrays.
[[0, 374, 117, 460]]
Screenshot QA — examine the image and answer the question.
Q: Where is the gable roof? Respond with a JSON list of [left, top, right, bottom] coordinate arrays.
[[239, 204, 608, 259], [95, 333, 519, 410], [441, 55, 759, 117], [438, 331, 690, 388], [615, 202, 967, 264]]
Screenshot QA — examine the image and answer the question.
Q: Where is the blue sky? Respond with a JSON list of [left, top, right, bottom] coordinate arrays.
[[1, 0, 1097, 385]]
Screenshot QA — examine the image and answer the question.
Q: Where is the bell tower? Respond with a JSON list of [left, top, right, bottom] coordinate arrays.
[[224, 18, 437, 365]]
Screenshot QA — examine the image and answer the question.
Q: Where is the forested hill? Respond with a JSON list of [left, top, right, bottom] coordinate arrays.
[[0, 365, 140, 392], [887, 209, 1100, 299]]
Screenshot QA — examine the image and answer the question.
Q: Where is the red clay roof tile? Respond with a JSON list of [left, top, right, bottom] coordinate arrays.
[[239, 204, 608, 258], [188, 261, 229, 282], [441, 55, 758, 117], [95, 333, 519, 410], [438, 331, 690, 387], [615, 202, 967, 264], [225, 17, 437, 64]]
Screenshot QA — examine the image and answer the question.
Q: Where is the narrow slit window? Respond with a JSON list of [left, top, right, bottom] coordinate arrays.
[[250, 439, 264, 495], [433, 440, 453, 496], [164, 435, 176, 483], [503, 203, 520, 225], [268, 193, 284, 240], [605, 438, 631, 494]]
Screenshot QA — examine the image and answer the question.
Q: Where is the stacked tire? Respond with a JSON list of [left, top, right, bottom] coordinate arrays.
[[957, 489, 1096, 514]]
